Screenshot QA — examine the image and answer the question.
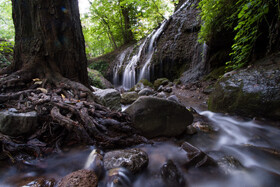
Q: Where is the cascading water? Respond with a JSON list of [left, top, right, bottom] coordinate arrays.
[[122, 38, 148, 90], [138, 20, 168, 82], [113, 48, 132, 86], [1, 111, 279, 186]]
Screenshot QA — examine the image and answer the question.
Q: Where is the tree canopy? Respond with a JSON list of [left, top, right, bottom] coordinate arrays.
[[82, 0, 176, 57]]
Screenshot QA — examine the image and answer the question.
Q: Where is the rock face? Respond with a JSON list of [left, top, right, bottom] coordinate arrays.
[[58, 169, 98, 187], [125, 96, 193, 138], [93, 89, 121, 111], [0, 109, 38, 136], [208, 54, 280, 119], [104, 148, 149, 174], [121, 91, 139, 104]]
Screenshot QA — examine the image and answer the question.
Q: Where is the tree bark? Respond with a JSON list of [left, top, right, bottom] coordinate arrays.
[[120, 5, 134, 44], [11, 0, 89, 86]]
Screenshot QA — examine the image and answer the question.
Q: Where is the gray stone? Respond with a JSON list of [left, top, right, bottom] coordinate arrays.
[[104, 148, 149, 174], [121, 92, 139, 104], [167, 95, 180, 103], [125, 96, 193, 138], [157, 91, 167, 98], [0, 109, 38, 136], [163, 87, 172, 93], [138, 88, 155, 96], [157, 85, 164, 92], [93, 89, 121, 111], [208, 54, 280, 119]]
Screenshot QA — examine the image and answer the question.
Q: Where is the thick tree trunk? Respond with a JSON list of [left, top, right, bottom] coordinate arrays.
[[11, 0, 89, 86], [120, 6, 134, 44]]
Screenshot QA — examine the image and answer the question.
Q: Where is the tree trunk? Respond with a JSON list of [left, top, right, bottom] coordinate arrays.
[[11, 0, 89, 86], [120, 6, 134, 44]]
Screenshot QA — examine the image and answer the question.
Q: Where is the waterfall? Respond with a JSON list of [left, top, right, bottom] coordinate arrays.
[[174, 0, 191, 14], [138, 20, 168, 81], [113, 48, 132, 86], [122, 38, 148, 90]]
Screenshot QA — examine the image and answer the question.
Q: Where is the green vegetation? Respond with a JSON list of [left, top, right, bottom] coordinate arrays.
[[0, 0, 14, 40], [82, 0, 176, 57], [88, 61, 109, 76], [199, 0, 279, 70], [0, 40, 13, 68], [139, 79, 154, 88], [88, 69, 105, 89]]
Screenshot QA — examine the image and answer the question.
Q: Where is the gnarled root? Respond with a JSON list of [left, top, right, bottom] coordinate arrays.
[[0, 69, 149, 163]]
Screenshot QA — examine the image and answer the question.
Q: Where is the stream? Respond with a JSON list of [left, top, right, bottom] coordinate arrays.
[[0, 111, 279, 186]]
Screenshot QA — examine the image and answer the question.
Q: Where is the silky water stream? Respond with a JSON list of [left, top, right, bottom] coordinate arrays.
[[0, 111, 279, 186]]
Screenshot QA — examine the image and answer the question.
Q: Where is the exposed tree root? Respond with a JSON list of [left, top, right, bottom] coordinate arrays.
[[0, 68, 149, 164]]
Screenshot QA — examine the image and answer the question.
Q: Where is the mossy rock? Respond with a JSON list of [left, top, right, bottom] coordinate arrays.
[[154, 78, 169, 90], [139, 79, 153, 88], [88, 68, 113, 89], [208, 57, 280, 120], [204, 66, 225, 81]]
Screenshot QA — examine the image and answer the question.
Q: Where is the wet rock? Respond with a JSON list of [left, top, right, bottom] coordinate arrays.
[[6, 176, 55, 187], [93, 89, 121, 111], [138, 88, 155, 96], [84, 149, 104, 178], [160, 160, 186, 187], [104, 148, 149, 174], [156, 91, 168, 98], [167, 95, 180, 103], [57, 169, 98, 187], [125, 96, 193, 138], [181, 142, 217, 168], [186, 125, 197, 135], [208, 54, 280, 120], [193, 121, 214, 133], [157, 85, 164, 92], [23, 177, 55, 187], [133, 82, 145, 92], [88, 68, 113, 89], [154, 78, 169, 90], [121, 91, 139, 104], [163, 87, 172, 93], [0, 109, 38, 136], [217, 156, 244, 174], [102, 168, 132, 187]]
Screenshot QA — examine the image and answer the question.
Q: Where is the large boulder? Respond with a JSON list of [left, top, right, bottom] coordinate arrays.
[[121, 91, 139, 104], [104, 148, 149, 174], [57, 169, 98, 187], [125, 96, 193, 138], [208, 54, 280, 119], [0, 109, 38, 136], [93, 89, 121, 111]]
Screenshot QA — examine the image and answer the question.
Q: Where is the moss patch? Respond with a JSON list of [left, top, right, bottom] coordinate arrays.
[[154, 78, 169, 90]]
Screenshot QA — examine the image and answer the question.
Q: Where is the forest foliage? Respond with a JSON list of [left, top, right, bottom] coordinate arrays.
[[199, 0, 280, 70], [82, 0, 176, 57]]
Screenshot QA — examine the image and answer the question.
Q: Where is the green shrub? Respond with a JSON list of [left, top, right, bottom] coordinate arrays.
[[88, 61, 109, 76], [88, 70, 104, 89]]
